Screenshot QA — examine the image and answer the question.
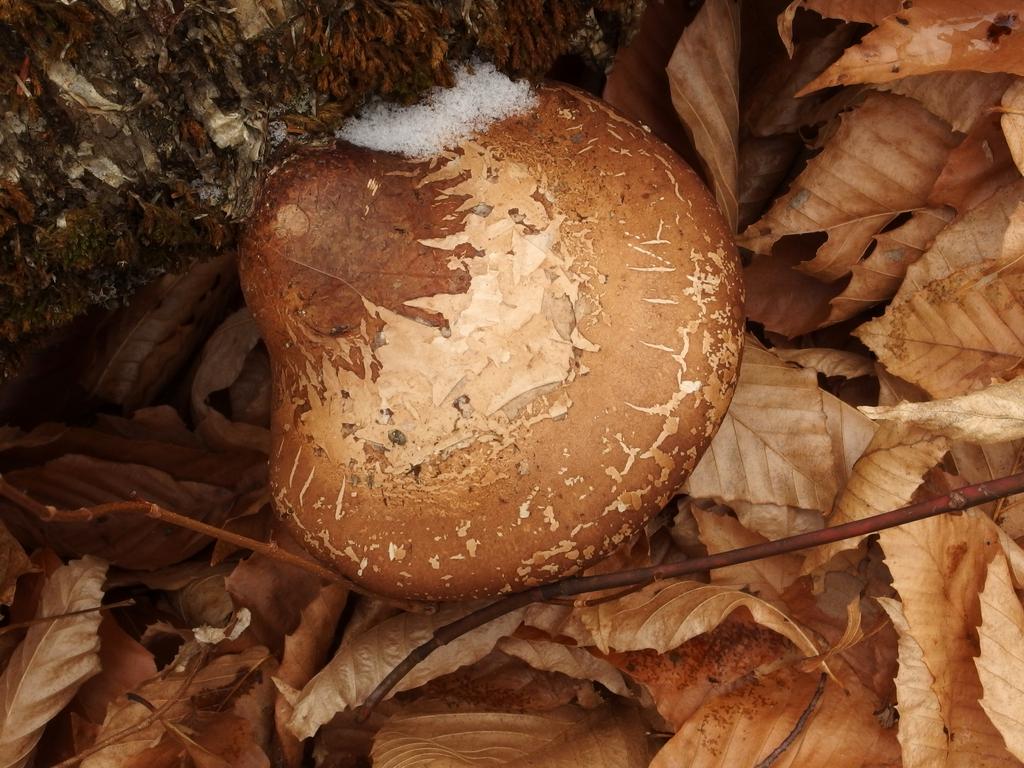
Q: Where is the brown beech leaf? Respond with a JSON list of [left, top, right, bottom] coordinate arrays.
[[273, 583, 348, 768], [737, 136, 801, 230], [747, 23, 860, 137], [0, 520, 31, 606], [650, 664, 899, 768], [602, 613, 795, 729], [692, 506, 803, 599], [773, 347, 874, 379], [855, 261, 1024, 398], [3, 455, 237, 569], [861, 379, 1024, 442], [685, 344, 876, 538], [0, 556, 107, 768], [778, 0, 904, 54], [975, 554, 1024, 761], [743, 239, 842, 337], [288, 605, 527, 740], [740, 93, 959, 283], [191, 308, 270, 454], [493, 635, 632, 699], [417, 649, 609, 714], [875, 597, 946, 768], [801, 1, 1024, 93], [81, 646, 270, 768], [878, 511, 1019, 766], [602, 0, 700, 165], [803, 423, 948, 573], [880, 71, 1015, 133], [929, 110, 1020, 212], [1003, 78, 1024, 173], [75, 614, 158, 726], [80, 253, 235, 411], [575, 579, 820, 661], [950, 439, 1024, 538], [896, 181, 1024, 299], [666, 0, 740, 231], [824, 206, 954, 325], [371, 703, 650, 768]]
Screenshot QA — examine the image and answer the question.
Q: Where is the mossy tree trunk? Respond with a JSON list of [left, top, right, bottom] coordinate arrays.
[[0, 0, 643, 374]]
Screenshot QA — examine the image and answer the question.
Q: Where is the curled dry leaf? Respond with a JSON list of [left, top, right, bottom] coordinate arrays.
[[950, 439, 1024, 538], [274, 583, 349, 768], [861, 378, 1024, 442], [778, 0, 904, 55], [975, 554, 1024, 761], [493, 635, 631, 699], [685, 344, 876, 538], [81, 646, 270, 768], [371, 703, 650, 768], [801, 0, 1024, 93], [824, 206, 953, 326], [692, 506, 803, 599], [288, 604, 526, 740], [803, 422, 948, 573], [1003, 78, 1024, 174], [876, 597, 946, 768], [856, 261, 1024, 398], [665, 0, 740, 231], [0, 520, 31, 606], [773, 347, 874, 379], [191, 308, 271, 454], [929, 110, 1021, 212], [651, 664, 899, 768], [80, 253, 236, 411], [575, 579, 820, 660], [602, 613, 796, 730], [0, 556, 107, 768], [879, 511, 1019, 766], [896, 181, 1024, 299], [741, 93, 958, 284], [880, 71, 1015, 133]]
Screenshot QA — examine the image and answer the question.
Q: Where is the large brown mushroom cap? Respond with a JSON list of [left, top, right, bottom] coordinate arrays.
[[241, 83, 744, 600]]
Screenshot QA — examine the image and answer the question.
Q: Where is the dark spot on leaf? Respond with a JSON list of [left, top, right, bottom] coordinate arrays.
[[987, 13, 1017, 43]]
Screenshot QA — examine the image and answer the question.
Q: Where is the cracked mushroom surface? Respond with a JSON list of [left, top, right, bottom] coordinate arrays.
[[241, 83, 744, 600]]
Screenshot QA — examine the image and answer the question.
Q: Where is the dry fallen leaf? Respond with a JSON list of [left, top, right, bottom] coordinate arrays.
[[81, 646, 270, 768], [801, 1, 1024, 92], [975, 553, 1024, 762], [1003, 78, 1024, 174], [856, 261, 1024, 398], [575, 579, 820, 661], [803, 422, 948, 573], [879, 511, 1018, 766], [371, 703, 650, 768], [0, 520, 31, 607], [741, 93, 958, 284], [773, 347, 874, 379], [665, 0, 740, 231], [288, 604, 527, 739], [494, 635, 632, 699], [880, 71, 1015, 134], [685, 344, 876, 538], [0, 556, 107, 768], [861, 378, 1024, 442], [650, 664, 899, 768]]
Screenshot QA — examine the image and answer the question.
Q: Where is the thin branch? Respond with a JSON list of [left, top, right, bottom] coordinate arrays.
[[358, 470, 1024, 716], [0, 598, 136, 635], [0, 474, 350, 588], [754, 673, 828, 768]]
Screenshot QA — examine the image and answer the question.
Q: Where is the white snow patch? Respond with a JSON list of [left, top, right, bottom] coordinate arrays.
[[335, 62, 536, 158]]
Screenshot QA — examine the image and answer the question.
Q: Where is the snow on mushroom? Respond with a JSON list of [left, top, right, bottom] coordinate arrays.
[[239, 67, 745, 600]]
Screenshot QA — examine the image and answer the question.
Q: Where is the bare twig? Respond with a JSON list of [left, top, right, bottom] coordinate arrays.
[[358, 470, 1024, 716], [0, 598, 136, 635], [754, 673, 828, 768], [0, 475, 350, 587]]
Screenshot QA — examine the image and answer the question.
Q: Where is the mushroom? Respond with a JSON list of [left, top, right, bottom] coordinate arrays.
[[240, 81, 744, 601]]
